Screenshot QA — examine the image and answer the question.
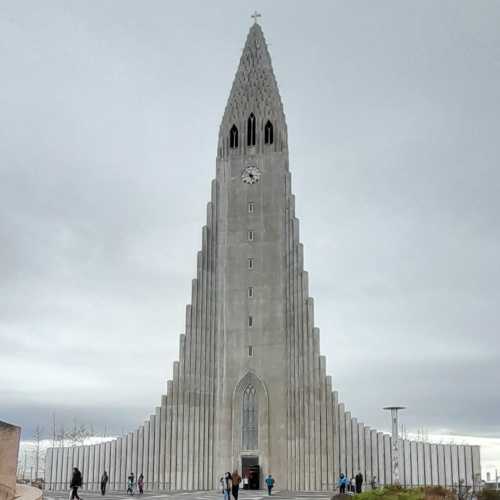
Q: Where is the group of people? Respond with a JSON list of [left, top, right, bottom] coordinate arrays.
[[220, 471, 275, 497], [337, 472, 364, 494], [126, 472, 145, 495], [338, 472, 378, 494], [68, 467, 145, 498]]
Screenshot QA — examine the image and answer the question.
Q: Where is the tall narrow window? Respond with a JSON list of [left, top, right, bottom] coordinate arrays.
[[248, 202, 255, 214], [248, 258, 254, 270], [248, 230, 254, 242], [248, 316, 253, 327], [247, 113, 256, 146], [230, 125, 239, 149], [264, 120, 274, 144], [247, 345, 254, 357], [242, 385, 257, 449], [248, 286, 254, 298]]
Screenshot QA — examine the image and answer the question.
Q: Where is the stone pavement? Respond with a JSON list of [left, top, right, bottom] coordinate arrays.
[[45, 490, 332, 500]]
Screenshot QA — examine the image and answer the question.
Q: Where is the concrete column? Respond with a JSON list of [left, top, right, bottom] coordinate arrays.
[[384, 435, 391, 484], [49, 446, 57, 490], [153, 408, 161, 489], [121, 436, 128, 492], [416, 442, 424, 486], [76, 447, 83, 484], [82, 446, 89, 490], [358, 423, 365, 488], [332, 391, 340, 488], [126, 433, 133, 483], [61, 447, 68, 490], [137, 427, 143, 486], [471, 446, 481, 487], [191, 265, 201, 491], [377, 433, 384, 485], [464, 445, 473, 486], [403, 440, 411, 486], [438, 444, 445, 486], [115, 438, 122, 491], [176, 335, 186, 491], [159, 398, 167, 489], [322, 375, 331, 490], [49, 447, 55, 489], [45, 448, 53, 489], [351, 418, 358, 477], [345, 412, 352, 479], [370, 430, 378, 487], [106, 442, 112, 480], [313, 331, 322, 491], [165, 382, 174, 490], [100, 442, 106, 482], [431, 444, 439, 485], [450, 444, 459, 487], [187, 288, 197, 491], [458, 445, 466, 484], [182, 304, 192, 491], [110, 440, 116, 490], [142, 422, 149, 490], [170, 364, 179, 491], [148, 415, 155, 490], [54, 447, 60, 490], [94, 444, 101, 491], [444, 444, 452, 487], [364, 427, 372, 488], [132, 430, 139, 479], [338, 404, 346, 475], [87, 445, 94, 491], [423, 443, 431, 486]]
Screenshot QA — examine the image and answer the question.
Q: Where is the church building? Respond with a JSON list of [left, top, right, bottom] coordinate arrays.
[[45, 20, 480, 492]]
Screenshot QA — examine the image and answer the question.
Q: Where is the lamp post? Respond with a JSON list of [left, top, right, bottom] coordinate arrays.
[[383, 406, 406, 485]]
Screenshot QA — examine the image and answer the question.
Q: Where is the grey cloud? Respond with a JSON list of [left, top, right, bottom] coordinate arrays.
[[1, 0, 499, 442]]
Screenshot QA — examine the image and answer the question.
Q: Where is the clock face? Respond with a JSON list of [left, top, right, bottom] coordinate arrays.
[[241, 166, 261, 184]]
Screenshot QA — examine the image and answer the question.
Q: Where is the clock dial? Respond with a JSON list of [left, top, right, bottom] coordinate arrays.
[[241, 166, 261, 184]]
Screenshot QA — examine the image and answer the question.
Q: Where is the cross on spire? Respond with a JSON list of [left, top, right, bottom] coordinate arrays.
[[251, 11, 261, 24]]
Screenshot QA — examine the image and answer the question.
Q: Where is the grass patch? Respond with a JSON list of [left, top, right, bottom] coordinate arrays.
[[354, 485, 454, 500]]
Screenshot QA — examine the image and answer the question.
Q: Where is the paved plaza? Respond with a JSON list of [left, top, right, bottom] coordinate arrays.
[[45, 490, 331, 500]]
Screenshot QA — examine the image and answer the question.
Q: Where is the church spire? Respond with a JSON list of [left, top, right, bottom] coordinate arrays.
[[218, 22, 287, 157]]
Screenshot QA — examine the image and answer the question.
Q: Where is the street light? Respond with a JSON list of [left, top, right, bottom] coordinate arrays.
[[383, 406, 406, 485]]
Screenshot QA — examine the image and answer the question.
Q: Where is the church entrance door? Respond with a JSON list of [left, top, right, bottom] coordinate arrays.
[[241, 456, 259, 489]]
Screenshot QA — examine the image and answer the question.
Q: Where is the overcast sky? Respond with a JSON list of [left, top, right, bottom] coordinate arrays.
[[1, 0, 499, 465]]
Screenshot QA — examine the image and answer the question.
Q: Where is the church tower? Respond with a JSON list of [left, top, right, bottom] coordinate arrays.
[[214, 20, 290, 486], [45, 20, 481, 494]]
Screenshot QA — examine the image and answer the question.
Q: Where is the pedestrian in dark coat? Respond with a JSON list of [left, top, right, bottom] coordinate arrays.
[[231, 470, 241, 500], [70, 468, 83, 500], [100, 471, 109, 495], [355, 472, 363, 493]]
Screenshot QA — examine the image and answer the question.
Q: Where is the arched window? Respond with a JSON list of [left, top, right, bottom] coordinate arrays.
[[242, 384, 257, 449], [264, 120, 273, 145], [230, 125, 239, 149], [247, 113, 256, 147]]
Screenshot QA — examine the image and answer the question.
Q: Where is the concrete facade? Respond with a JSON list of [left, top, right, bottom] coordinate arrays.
[[0, 421, 21, 500], [45, 22, 481, 492]]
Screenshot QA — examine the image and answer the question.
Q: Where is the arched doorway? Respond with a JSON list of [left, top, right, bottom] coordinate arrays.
[[232, 372, 270, 489]]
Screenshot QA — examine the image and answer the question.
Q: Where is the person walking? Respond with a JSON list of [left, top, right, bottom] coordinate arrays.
[[70, 467, 83, 500], [338, 473, 347, 494], [137, 474, 144, 495], [355, 472, 363, 494], [127, 472, 135, 495], [370, 476, 377, 490], [100, 471, 109, 496], [221, 472, 232, 500], [231, 470, 241, 500], [265, 474, 275, 496]]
